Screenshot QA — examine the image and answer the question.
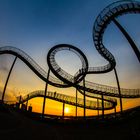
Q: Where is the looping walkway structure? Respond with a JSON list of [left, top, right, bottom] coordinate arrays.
[[47, 44, 89, 87], [0, 0, 140, 117]]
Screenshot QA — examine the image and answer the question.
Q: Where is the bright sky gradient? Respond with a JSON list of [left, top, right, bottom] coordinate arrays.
[[0, 0, 140, 116]]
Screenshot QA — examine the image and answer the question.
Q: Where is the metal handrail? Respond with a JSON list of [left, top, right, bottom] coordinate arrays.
[[19, 90, 115, 110]]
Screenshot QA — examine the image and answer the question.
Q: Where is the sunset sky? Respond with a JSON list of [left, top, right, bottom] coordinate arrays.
[[0, 0, 140, 116]]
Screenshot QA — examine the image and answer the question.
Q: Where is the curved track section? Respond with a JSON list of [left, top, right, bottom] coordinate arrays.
[[0, 46, 139, 99], [0, 46, 65, 87], [18, 90, 116, 110], [92, 0, 140, 73]]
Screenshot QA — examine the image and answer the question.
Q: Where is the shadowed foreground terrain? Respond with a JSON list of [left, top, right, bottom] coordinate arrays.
[[0, 104, 140, 140]]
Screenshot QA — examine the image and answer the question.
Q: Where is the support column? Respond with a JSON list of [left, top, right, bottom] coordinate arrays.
[[113, 18, 140, 63], [26, 94, 29, 111], [42, 69, 50, 119], [97, 98, 99, 117], [114, 68, 123, 114], [76, 88, 78, 117], [101, 94, 104, 120], [83, 77, 86, 119], [19, 95, 22, 103], [17, 95, 22, 109], [19, 95, 22, 109], [2, 56, 17, 102]]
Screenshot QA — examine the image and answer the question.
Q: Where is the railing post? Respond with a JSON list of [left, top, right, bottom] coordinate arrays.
[[76, 88, 78, 117], [19, 95, 22, 104], [26, 94, 29, 111], [83, 77, 86, 120], [2, 56, 17, 102], [97, 98, 99, 117], [114, 68, 123, 114], [101, 94, 104, 120], [42, 69, 50, 119], [18, 95, 22, 109]]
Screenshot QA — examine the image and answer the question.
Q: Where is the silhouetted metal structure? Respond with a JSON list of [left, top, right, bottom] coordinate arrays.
[[114, 68, 123, 113], [75, 89, 78, 117], [2, 56, 17, 102], [101, 94, 104, 119], [42, 69, 50, 119], [97, 98, 99, 117], [19, 90, 115, 110], [0, 0, 140, 118], [83, 78, 86, 119], [113, 19, 140, 63], [93, 0, 140, 113]]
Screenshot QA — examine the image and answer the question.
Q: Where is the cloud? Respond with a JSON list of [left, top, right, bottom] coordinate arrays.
[[0, 55, 9, 72], [0, 87, 17, 101]]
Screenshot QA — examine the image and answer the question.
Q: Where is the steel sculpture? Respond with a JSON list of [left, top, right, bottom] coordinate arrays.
[[0, 0, 140, 118]]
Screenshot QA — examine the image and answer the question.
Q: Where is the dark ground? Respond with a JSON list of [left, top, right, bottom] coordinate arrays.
[[0, 104, 140, 140]]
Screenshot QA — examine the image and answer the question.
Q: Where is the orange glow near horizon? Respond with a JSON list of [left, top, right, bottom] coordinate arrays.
[[0, 81, 140, 117], [0, 80, 140, 117], [65, 107, 70, 114]]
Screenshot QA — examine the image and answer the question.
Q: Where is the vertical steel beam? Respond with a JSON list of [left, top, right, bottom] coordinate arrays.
[[19, 95, 22, 103], [101, 94, 104, 119], [114, 68, 123, 114], [26, 94, 29, 111], [83, 77, 86, 119], [2, 56, 17, 102], [42, 69, 50, 119], [76, 88, 78, 117], [113, 18, 140, 63], [18, 95, 22, 109], [97, 98, 99, 117]]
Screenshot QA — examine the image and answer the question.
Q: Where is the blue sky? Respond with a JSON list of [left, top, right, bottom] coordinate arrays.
[[0, 0, 140, 113], [0, 0, 140, 85]]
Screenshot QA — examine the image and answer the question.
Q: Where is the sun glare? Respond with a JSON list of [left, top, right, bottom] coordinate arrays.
[[65, 107, 69, 114]]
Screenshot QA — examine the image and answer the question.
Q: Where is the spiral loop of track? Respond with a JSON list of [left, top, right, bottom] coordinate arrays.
[[47, 44, 89, 87], [92, 0, 140, 73]]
